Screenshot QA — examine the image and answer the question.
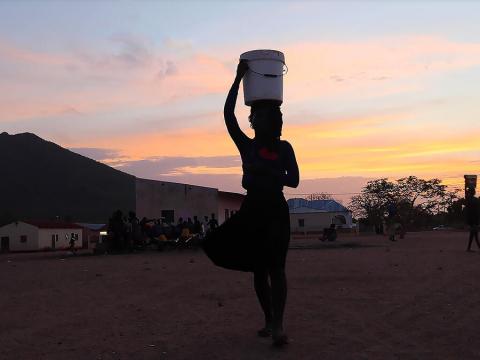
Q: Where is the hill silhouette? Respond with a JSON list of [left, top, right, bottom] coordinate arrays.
[[0, 132, 135, 224]]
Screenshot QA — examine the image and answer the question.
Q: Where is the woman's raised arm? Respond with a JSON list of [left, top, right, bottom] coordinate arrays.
[[224, 61, 250, 151]]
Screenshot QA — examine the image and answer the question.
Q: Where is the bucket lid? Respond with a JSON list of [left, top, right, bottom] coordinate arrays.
[[240, 49, 285, 63]]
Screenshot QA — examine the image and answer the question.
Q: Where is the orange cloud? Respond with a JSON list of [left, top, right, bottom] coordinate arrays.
[[164, 165, 242, 176], [63, 107, 478, 187]]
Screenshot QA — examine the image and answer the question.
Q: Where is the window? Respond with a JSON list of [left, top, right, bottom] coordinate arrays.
[[298, 219, 305, 227], [20, 235, 27, 243], [51, 234, 58, 242]]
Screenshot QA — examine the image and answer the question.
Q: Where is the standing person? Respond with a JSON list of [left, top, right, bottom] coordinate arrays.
[[465, 189, 480, 252], [202, 60, 299, 347], [386, 202, 398, 242], [69, 233, 77, 254], [201, 216, 209, 237], [187, 217, 194, 233], [207, 214, 218, 232]]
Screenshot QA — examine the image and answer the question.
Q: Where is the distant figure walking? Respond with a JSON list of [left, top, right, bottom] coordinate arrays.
[[69, 233, 77, 254], [465, 189, 480, 252], [202, 60, 299, 347]]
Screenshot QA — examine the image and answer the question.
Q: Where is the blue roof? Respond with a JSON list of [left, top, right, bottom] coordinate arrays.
[[287, 198, 349, 213]]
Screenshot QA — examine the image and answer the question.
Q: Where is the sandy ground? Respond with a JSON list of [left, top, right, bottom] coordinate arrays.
[[1, 231, 480, 360]]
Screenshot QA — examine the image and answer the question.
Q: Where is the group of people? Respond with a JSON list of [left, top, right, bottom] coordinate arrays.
[[107, 210, 221, 252], [107, 210, 143, 252], [140, 215, 219, 247]]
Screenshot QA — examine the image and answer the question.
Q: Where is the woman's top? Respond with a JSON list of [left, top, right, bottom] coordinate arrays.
[[224, 80, 299, 193]]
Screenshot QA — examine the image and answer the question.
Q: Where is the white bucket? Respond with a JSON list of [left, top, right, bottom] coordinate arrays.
[[239, 49, 286, 106]]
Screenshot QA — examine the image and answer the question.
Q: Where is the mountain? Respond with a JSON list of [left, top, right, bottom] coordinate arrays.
[[0, 132, 135, 224]]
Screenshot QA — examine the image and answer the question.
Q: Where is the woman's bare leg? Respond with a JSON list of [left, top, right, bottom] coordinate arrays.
[[254, 269, 273, 335], [269, 267, 288, 346]]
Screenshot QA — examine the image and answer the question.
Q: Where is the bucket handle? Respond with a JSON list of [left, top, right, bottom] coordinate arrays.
[[248, 64, 288, 78]]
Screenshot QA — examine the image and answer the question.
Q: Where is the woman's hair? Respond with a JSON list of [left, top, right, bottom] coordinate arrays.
[[248, 101, 283, 137]]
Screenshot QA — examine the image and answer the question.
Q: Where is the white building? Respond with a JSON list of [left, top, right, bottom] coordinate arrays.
[[0, 221, 83, 252], [287, 198, 353, 233]]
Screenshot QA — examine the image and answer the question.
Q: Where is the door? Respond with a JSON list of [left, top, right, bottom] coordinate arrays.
[[51, 234, 56, 249], [1, 236, 9, 252]]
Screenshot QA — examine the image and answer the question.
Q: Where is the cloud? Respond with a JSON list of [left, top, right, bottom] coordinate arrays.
[[3, 34, 480, 123], [282, 36, 480, 102], [59, 102, 478, 184], [109, 155, 241, 178], [70, 147, 123, 161], [109, 33, 154, 68], [2, 34, 479, 190]]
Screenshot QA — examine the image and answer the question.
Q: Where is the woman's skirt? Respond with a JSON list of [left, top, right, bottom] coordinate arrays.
[[202, 191, 290, 272]]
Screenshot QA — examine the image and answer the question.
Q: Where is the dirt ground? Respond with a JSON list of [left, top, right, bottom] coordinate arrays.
[[1, 231, 480, 360]]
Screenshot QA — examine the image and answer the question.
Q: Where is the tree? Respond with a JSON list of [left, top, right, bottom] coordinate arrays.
[[349, 178, 396, 224], [349, 176, 458, 230], [395, 176, 451, 214]]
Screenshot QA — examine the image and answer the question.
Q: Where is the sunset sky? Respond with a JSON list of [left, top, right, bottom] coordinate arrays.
[[1, 1, 479, 200]]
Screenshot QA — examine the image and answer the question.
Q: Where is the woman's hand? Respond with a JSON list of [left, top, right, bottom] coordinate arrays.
[[236, 60, 249, 79]]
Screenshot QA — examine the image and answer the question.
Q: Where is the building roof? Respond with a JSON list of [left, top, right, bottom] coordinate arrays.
[[289, 206, 328, 214], [76, 223, 107, 231], [218, 190, 245, 201], [23, 220, 84, 229], [287, 198, 350, 213]]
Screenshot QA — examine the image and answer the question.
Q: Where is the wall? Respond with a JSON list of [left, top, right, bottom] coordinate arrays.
[[38, 229, 83, 250], [217, 191, 244, 224], [135, 178, 218, 224], [82, 228, 99, 249], [0, 222, 39, 251], [289, 211, 352, 233]]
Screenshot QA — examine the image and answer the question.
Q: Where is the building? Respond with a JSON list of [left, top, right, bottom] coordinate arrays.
[[0, 133, 246, 225], [0, 220, 83, 252], [218, 191, 245, 224], [135, 178, 244, 225], [76, 223, 107, 250], [287, 198, 353, 233]]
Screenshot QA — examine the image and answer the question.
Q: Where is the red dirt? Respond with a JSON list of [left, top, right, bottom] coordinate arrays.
[[1, 231, 479, 360]]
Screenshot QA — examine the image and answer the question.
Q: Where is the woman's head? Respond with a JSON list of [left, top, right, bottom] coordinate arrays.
[[249, 101, 283, 139]]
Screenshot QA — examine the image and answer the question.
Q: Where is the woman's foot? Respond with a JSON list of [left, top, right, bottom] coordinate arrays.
[[257, 323, 272, 337]]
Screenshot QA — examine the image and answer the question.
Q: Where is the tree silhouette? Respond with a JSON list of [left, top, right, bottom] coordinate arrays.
[[350, 176, 458, 229]]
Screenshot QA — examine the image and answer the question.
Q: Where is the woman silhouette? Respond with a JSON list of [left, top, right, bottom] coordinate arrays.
[[203, 60, 299, 346]]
